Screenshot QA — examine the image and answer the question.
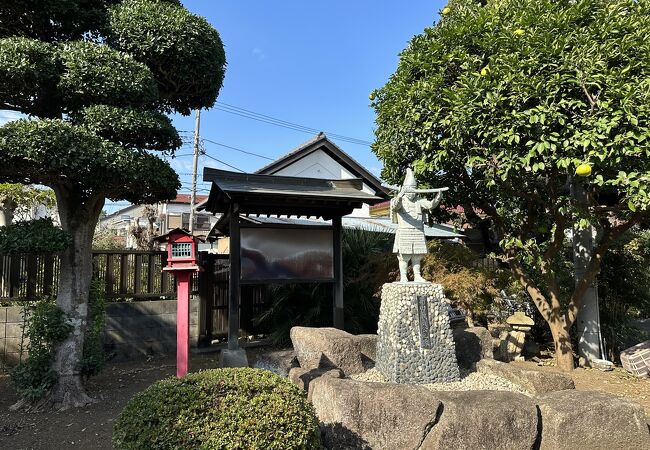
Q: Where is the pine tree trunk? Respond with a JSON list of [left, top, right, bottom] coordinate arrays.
[[550, 319, 574, 371], [46, 189, 104, 410]]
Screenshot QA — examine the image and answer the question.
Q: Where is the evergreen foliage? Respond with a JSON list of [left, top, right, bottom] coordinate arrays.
[[0, 0, 226, 405], [371, 0, 650, 370], [0, 218, 70, 254], [113, 368, 321, 450]]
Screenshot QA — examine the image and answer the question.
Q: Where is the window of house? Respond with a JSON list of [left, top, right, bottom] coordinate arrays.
[[167, 214, 182, 229], [195, 214, 211, 230]]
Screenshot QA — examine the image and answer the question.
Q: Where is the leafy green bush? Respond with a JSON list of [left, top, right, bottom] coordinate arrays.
[[81, 279, 106, 378], [0, 218, 70, 254], [10, 299, 72, 401], [113, 368, 321, 450]]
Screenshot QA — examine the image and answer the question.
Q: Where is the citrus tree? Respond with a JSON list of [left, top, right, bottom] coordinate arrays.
[[371, 0, 650, 370], [0, 0, 225, 407]]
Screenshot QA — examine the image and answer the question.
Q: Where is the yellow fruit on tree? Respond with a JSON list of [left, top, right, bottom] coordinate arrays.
[[480, 65, 490, 76], [514, 29, 525, 36], [575, 164, 592, 177], [442, 7, 451, 15]]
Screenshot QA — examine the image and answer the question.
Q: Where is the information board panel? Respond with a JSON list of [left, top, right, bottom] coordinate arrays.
[[240, 227, 334, 281]]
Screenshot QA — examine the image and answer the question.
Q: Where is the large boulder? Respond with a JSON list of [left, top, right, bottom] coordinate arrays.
[[290, 327, 370, 375], [476, 358, 575, 395], [452, 326, 494, 369], [536, 390, 650, 450], [310, 377, 442, 450], [288, 367, 343, 400], [421, 390, 539, 450], [355, 334, 378, 368]]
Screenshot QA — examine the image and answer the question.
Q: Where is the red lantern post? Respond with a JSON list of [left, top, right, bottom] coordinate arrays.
[[155, 229, 201, 377]]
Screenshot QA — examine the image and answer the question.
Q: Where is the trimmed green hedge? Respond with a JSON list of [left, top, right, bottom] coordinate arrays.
[[113, 368, 321, 450]]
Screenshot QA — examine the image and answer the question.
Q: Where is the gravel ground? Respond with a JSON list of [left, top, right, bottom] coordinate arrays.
[[351, 367, 531, 395]]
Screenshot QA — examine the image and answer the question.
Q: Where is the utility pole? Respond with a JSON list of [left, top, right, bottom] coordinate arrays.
[[570, 177, 605, 365], [189, 109, 201, 234]]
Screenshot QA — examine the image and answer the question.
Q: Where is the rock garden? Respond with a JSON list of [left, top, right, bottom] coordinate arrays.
[[288, 324, 650, 450]]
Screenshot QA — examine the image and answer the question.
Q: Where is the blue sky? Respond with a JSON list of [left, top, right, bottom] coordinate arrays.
[[1, 1, 446, 213]]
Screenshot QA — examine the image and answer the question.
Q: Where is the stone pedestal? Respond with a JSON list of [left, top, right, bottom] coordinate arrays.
[[376, 282, 460, 383]]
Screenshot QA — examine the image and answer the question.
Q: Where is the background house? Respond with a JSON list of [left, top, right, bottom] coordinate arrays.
[[203, 133, 466, 252], [99, 194, 218, 249]]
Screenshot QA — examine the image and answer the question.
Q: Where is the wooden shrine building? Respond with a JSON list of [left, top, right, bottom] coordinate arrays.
[[199, 168, 386, 352]]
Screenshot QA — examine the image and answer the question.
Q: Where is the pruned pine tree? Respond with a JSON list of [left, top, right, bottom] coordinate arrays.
[[0, 0, 226, 408]]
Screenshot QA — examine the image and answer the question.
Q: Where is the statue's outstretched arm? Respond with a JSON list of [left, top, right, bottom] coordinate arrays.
[[418, 191, 443, 210]]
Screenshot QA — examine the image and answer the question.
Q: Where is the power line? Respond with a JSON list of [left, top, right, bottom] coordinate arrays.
[[213, 101, 373, 146], [201, 138, 274, 161], [202, 153, 245, 172]]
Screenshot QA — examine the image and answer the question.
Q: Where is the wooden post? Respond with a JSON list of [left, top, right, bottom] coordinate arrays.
[[333, 215, 344, 329], [228, 204, 241, 351], [134, 254, 142, 295], [105, 253, 114, 296], [119, 253, 129, 295], [175, 271, 192, 378]]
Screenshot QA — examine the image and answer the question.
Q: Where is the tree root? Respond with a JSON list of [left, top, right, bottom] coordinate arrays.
[[9, 376, 96, 412]]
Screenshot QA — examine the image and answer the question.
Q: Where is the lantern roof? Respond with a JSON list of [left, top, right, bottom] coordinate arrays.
[[152, 228, 204, 243]]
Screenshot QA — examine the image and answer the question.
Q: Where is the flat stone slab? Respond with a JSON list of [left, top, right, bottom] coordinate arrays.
[[310, 376, 442, 450], [376, 282, 460, 383], [537, 390, 650, 450], [476, 358, 575, 395], [421, 390, 539, 450]]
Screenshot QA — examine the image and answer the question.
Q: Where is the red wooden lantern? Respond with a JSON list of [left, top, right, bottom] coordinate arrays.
[[153, 228, 201, 377]]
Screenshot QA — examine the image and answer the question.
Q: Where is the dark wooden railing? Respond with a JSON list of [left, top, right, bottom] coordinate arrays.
[[0, 251, 197, 302]]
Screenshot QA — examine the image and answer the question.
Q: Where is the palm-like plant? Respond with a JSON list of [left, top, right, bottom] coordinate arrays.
[[254, 228, 396, 345]]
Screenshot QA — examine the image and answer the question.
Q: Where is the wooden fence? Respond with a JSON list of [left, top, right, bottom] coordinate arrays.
[[0, 251, 197, 302], [199, 254, 269, 338]]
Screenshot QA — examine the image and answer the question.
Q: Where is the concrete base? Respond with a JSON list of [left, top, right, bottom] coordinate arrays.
[[219, 348, 249, 368]]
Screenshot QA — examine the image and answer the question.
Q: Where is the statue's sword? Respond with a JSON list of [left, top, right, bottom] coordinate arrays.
[[382, 183, 449, 194]]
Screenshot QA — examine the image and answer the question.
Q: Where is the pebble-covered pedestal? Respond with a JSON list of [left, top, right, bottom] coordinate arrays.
[[376, 282, 460, 383]]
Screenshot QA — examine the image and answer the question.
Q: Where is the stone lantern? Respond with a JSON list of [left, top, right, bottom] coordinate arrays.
[[500, 311, 535, 362]]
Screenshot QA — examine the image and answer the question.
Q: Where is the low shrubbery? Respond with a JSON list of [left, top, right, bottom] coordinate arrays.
[[10, 299, 72, 400], [80, 279, 107, 378], [113, 368, 321, 450], [10, 280, 107, 401]]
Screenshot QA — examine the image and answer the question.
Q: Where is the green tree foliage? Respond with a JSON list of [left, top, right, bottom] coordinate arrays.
[[371, 0, 650, 370], [0, 218, 70, 254], [421, 241, 508, 327], [0, 0, 226, 406], [0, 183, 55, 216], [113, 368, 321, 450]]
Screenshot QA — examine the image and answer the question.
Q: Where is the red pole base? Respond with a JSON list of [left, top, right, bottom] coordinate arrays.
[[175, 271, 192, 378]]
